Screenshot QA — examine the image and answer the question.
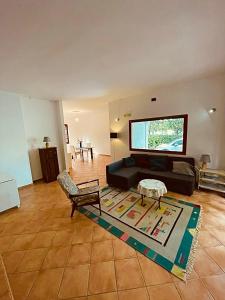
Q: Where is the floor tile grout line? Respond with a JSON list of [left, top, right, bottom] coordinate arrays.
[[199, 247, 225, 274], [22, 269, 39, 300], [111, 237, 119, 298], [199, 276, 216, 300], [1, 156, 225, 299], [87, 225, 94, 296], [136, 252, 151, 299], [171, 279, 183, 300], [0, 254, 15, 300], [203, 246, 225, 274]]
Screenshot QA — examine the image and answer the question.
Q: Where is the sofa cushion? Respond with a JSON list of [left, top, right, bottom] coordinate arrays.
[[168, 156, 195, 171], [111, 167, 140, 178], [149, 156, 168, 171], [138, 169, 194, 183], [123, 157, 136, 167], [135, 156, 149, 168], [172, 161, 194, 176]]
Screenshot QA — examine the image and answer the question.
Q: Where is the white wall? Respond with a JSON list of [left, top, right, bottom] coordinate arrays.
[[0, 91, 32, 187], [0, 90, 66, 186], [109, 74, 225, 169], [64, 106, 111, 156], [20, 97, 66, 181]]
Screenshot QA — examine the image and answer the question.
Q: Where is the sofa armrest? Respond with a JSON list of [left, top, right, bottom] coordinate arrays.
[[106, 160, 123, 173]]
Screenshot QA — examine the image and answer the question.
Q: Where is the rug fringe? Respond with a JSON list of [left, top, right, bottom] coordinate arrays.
[[185, 204, 203, 281]]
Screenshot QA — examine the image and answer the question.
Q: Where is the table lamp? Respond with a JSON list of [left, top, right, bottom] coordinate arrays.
[[200, 154, 211, 169], [43, 137, 51, 148]]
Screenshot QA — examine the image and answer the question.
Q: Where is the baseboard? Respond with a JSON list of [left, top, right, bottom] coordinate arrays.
[[18, 183, 34, 190], [18, 178, 45, 190]]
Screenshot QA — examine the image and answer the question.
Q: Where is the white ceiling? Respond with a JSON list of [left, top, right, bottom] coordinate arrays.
[[0, 0, 225, 101]]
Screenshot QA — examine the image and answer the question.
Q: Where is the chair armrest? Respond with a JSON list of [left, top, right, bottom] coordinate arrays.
[[77, 185, 100, 196], [76, 179, 99, 186]]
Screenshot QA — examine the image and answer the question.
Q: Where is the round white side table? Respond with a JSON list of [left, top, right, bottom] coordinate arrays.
[[137, 179, 167, 208]]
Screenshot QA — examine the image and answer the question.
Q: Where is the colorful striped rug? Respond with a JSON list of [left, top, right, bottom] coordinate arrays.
[[79, 186, 201, 281]]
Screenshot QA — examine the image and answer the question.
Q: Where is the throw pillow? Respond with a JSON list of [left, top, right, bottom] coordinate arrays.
[[123, 157, 136, 167], [149, 157, 168, 171], [172, 161, 194, 176], [135, 156, 149, 168]]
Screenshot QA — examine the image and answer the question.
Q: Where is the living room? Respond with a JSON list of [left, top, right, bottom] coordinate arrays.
[[0, 1, 225, 300]]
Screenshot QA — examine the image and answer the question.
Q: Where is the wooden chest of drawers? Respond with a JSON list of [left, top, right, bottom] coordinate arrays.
[[39, 147, 59, 183]]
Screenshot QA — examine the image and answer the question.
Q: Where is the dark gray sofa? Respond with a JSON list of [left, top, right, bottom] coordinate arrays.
[[106, 154, 196, 196]]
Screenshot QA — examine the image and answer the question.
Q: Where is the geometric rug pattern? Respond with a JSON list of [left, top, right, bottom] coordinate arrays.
[[79, 186, 201, 281]]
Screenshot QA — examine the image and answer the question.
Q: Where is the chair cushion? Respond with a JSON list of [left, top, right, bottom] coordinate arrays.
[[78, 185, 99, 195], [73, 193, 99, 205], [57, 171, 79, 196]]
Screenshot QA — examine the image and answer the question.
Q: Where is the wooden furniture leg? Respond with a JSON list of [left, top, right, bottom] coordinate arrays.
[[90, 148, 93, 160], [71, 202, 76, 217], [158, 196, 161, 209]]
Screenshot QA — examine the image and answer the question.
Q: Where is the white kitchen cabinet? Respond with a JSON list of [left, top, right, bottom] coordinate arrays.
[[0, 174, 20, 212]]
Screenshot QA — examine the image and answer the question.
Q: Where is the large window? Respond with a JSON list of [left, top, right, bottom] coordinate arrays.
[[129, 114, 188, 155]]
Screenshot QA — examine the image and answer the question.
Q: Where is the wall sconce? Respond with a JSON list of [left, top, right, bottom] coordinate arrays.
[[208, 108, 216, 114], [75, 117, 79, 122], [114, 117, 120, 122], [110, 132, 118, 139]]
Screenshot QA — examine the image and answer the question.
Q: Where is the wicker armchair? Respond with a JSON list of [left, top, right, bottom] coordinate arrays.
[[57, 171, 101, 217]]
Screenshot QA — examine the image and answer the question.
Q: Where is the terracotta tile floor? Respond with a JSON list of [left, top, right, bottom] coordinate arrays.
[[0, 155, 225, 299]]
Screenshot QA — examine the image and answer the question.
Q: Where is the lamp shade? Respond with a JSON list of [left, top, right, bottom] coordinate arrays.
[[43, 137, 51, 142], [200, 154, 211, 163], [110, 132, 118, 139]]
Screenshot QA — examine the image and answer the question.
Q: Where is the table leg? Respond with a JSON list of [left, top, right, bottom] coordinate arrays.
[[90, 148, 93, 160], [158, 196, 161, 209], [141, 194, 144, 206]]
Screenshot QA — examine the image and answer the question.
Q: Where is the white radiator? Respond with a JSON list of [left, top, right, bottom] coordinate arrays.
[[0, 174, 20, 212]]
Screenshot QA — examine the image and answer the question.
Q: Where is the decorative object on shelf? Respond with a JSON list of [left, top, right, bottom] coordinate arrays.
[[208, 108, 216, 114], [200, 154, 211, 169], [43, 136, 51, 148], [39, 147, 59, 183], [197, 168, 225, 194], [110, 132, 118, 139], [64, 124, 69, 144]]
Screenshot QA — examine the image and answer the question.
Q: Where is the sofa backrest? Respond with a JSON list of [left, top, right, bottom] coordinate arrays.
[[167, 156, 195, 171], [130, 153, 195, 171]]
